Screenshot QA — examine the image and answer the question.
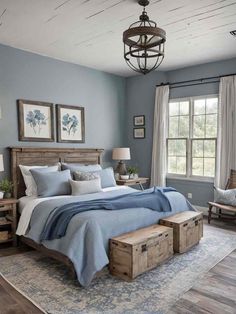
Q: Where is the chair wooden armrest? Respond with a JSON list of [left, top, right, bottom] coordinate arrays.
[[208, 201, 236, 224], [208, 201, 236, 212]]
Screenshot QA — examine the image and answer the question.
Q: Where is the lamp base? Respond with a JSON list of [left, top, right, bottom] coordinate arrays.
[[115, 161, 127, 175]]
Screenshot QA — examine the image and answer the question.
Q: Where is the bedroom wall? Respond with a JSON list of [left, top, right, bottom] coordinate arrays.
[[126, 58, 236, 206], [0, 44, 126, 179]]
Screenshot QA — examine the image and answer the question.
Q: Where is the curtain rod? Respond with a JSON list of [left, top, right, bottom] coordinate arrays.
[[156, 72, 236, 89]]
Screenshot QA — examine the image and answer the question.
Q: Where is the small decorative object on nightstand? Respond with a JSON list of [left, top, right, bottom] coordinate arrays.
[[112, 147, 131, 175], [0, 178, 14, 199], [116, 177, 149, 191], [127, 166, 139, 179], [0, 198, 18, 247]]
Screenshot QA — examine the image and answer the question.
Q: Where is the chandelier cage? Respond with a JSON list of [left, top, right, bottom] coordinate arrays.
[[123, 0, 166, 75]]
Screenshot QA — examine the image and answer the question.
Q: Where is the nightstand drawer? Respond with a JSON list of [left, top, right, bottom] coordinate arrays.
[[0, 204, 13, 211]]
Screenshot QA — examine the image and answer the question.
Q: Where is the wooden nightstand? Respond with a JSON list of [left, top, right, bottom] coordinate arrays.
[[0, 199, 18, 247], [116, 177, 149, 190]]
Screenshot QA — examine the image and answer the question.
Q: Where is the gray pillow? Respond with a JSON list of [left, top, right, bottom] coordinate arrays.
[[30, 169, 72, 197], [61, 163, 102, 173], [214, 187, 236, 206], [70, 178, 102, 196], [91, 167, 116, 188], [74, 171, 100, 181]]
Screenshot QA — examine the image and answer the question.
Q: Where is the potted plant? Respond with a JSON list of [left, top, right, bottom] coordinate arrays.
[[0, 179, 14, 199], [127, 166, 139, 179]]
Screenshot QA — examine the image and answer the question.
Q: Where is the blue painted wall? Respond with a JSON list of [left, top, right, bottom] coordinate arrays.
[[1, 42, 236, 206], [0, 44, 126, 179], [126, 58, 236, 206]]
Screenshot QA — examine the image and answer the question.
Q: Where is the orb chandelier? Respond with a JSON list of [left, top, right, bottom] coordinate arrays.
[[123, 0, 166, 75]]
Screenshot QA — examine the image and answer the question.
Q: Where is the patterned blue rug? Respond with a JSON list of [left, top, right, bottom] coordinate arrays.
[[1, 224, 236, 314]]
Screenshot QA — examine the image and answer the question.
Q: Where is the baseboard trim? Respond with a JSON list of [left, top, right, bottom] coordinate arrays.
[[194, 206, 208, 216]]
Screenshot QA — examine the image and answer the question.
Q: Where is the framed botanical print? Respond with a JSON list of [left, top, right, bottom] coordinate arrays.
[[17, 99, 54, 142], [56, 104, 85, 143], [133, 127, 145, 139], [134, 115, 145, 126]]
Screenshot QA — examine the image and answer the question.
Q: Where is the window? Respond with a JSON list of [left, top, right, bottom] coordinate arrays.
[[167, 96, 218, 179]]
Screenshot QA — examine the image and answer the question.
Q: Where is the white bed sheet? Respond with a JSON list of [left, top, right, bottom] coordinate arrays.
[[16, 186, 129, 236]]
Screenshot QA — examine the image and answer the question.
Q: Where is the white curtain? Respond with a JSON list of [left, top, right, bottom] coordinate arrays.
[[150, 85, 170, 187], [215, 75, 236, 188]]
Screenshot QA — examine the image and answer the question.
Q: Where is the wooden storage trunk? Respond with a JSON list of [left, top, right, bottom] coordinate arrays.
[[109, 224, 173, 281], [159, 211, 203, 253]]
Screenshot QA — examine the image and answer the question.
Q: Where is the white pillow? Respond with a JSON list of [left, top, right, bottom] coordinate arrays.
[[19, 165, 59, 196], [70, 178, 102, 196], [214, 187, 236, 206]]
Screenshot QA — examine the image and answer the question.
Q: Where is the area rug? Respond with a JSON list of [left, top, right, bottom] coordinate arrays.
[[1, 225, 236, 314]]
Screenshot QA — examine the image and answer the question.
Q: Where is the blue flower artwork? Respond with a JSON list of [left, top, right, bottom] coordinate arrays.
[[57, 105, 84, 143], [25, 109, 48, 135], [62, 113, 79, 136]]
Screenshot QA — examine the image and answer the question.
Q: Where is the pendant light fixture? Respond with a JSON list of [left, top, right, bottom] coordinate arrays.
[[123, 0, 166, 75]]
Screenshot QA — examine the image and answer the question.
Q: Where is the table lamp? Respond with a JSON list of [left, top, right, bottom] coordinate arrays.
[[112, 148, 131, 175]]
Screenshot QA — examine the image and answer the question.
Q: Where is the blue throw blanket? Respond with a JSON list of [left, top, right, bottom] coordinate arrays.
[[40, 187, 176, 241]]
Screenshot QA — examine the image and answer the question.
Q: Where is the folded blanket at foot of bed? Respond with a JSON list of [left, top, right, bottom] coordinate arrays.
[[40, 187, 178, 241]]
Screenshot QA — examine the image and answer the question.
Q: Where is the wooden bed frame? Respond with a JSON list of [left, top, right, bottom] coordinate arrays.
[[10, 146, 104, 278]]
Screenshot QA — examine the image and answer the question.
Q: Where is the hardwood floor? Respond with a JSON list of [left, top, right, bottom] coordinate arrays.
[[169, 249, 236, 314], [0, 218, 235, 314], [0, 245, 44, 314], [0, 276, 44, 314]]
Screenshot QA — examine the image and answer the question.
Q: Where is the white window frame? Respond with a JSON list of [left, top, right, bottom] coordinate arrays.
[[166, 94, 218, 182]]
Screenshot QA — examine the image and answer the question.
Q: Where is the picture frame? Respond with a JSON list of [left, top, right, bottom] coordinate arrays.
[[133, 128, 145, 139], [56, 104, 85, 143], [133, 115, 145, 126], [17, 99, 54, 142]]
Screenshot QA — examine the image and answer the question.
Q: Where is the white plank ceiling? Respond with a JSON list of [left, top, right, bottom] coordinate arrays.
[[0, 0, 235, 76]]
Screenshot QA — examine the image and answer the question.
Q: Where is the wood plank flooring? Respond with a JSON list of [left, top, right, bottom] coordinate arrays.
[[169, 249, 236, 314], [0, 276, 44, 314], [0, 219, 235, 314], [0, 245, 44, 314]]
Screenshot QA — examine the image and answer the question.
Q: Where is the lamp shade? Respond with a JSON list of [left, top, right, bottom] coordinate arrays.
[[112, 148, 131, 160], [0, 154, 4, 172]]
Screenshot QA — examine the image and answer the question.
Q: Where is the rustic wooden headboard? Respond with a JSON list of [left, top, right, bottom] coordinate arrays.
[[10, 147, 104, 199]]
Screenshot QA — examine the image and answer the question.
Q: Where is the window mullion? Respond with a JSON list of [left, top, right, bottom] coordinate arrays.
[[187, 99, 193, 178]]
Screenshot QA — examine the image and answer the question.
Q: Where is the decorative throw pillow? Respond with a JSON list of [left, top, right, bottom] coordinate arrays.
[[214, 187, 236, 206], [19, 165, 58, 196], [61, 163, 102, 174], [70, 178, 102, 196], [30, 169, 71, 197], [91, 167, 116, 188], [74, 171, 100, 181]]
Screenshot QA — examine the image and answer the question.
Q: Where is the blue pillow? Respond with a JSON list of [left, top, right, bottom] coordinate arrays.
[[61, 163, 102, 173], [30, 169, 72, 197], [91, 167, 116, 188]]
